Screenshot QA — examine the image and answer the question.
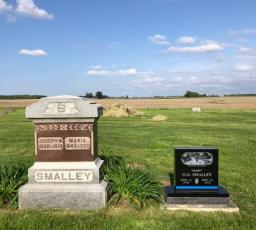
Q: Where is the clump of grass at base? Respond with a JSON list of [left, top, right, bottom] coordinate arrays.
[[103, 156, 163, 210], [0, 163, 28, 208]]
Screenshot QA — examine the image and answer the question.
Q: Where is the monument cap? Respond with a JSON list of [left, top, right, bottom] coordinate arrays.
[[26, 95, 103, 119]]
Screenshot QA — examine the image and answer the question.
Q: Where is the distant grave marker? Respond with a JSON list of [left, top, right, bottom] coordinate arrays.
[[192, 108, 201, 112]]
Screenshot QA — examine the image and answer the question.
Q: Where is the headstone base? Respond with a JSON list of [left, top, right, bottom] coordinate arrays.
[[164, 186, 239, 212], [19, 181, 107, 210]]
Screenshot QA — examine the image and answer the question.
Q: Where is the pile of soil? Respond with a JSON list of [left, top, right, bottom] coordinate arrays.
[[103, 103, 144, 118]]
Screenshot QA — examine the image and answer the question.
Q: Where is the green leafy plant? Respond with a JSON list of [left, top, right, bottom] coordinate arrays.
[[0, 163, 28, 208], [103, 156, 163, 209]]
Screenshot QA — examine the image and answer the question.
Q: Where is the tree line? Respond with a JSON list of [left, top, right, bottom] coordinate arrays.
[[183, 91, 219, 97], [1, 92, 255, 100], [83, 91, 109, 99], [0, 95, 46, 99]]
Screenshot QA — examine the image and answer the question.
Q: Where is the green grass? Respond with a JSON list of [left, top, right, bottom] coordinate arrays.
[[0, 108, 255, 229]]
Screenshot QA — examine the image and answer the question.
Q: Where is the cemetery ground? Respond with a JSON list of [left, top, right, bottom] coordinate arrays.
[[0, 107, 255, 229]]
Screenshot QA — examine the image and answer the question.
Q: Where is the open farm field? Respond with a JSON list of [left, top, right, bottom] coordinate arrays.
[[0, 107, 255, 229], [0, 96, 256, 110]]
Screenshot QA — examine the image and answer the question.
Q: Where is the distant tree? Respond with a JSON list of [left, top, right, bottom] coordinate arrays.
[[95, 91, 110, 99], [184, 91, 207, 98], [95, 91, 104, 99], [85, 92, 94, 98]]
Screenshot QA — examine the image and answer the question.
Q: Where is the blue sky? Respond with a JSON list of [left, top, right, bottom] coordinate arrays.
[[0, 0, 256, 96]]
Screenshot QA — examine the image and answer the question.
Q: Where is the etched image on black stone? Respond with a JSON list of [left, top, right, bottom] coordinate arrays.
[[175, 147, 218, 189], [181, 152, 213, 166]]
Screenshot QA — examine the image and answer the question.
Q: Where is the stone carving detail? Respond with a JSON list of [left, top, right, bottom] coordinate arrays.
[[181, 152, 213, 166], [35, 171, 93, 182], [36, 124, 92, 132], [65, 137, 90, 150], [19, 96, 106, 210], [38, 137, 63, 150], [44, 102, 79, 114]]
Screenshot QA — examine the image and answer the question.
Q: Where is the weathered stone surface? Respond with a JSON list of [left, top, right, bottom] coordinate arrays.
[[164, 194, 239, 212], [19, 181, 107, 210], [19, 95, 107, 210], [166, 196, 232, 205], [28, 158, 103, 184], [162, 197, 239, 212], [26, 95, 103, 119]]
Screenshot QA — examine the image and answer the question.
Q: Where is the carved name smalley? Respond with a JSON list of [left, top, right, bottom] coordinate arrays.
[[35, 170, 93, 182], [38, 137, 90, 151]]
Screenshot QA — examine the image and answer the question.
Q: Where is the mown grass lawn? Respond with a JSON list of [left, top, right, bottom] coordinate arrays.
[[0, 108, 255, 230]]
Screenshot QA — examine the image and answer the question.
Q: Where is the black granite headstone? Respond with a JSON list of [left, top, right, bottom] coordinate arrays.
[[175, 147, 218, 192], [166, 147, 229, 197]]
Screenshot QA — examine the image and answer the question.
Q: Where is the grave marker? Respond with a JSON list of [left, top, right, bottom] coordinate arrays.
[[19, 95, 107, 210], [164, 147, 239, 212]]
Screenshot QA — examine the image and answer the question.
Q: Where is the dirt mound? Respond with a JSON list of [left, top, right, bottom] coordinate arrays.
[[152, 114, 168, 121], [103, 103, 144, 118]]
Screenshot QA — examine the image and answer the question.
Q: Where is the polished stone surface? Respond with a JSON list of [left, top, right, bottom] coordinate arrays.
[[165, 186, 229, 197], [164, 186, 239, 212]]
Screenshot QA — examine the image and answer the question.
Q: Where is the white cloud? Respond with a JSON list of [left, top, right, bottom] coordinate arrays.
[[131, 69, 256, 95], [148, 34, 170, 45], [134, 77, 164, 85], [238, 47, 256, 57], [229, 28, 256, 36], [234, 63, 253, 71], [6, 14, 16, 22], [86, 65, 256, 95], [166, 41, 223, 53], [16, 0, 53, 19], [177, 36, 196, 45], [239, 47, 254, 54], [87, 69, 110, 76], [0, 0, 12, 11], [116, 68, 137, 76], [18, 49, 48, 56], [87, 67, 137, 76], [92, 65, 102, 70]]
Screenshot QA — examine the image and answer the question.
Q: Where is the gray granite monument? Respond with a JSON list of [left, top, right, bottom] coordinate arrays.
[[18, 95, 107, 210]]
